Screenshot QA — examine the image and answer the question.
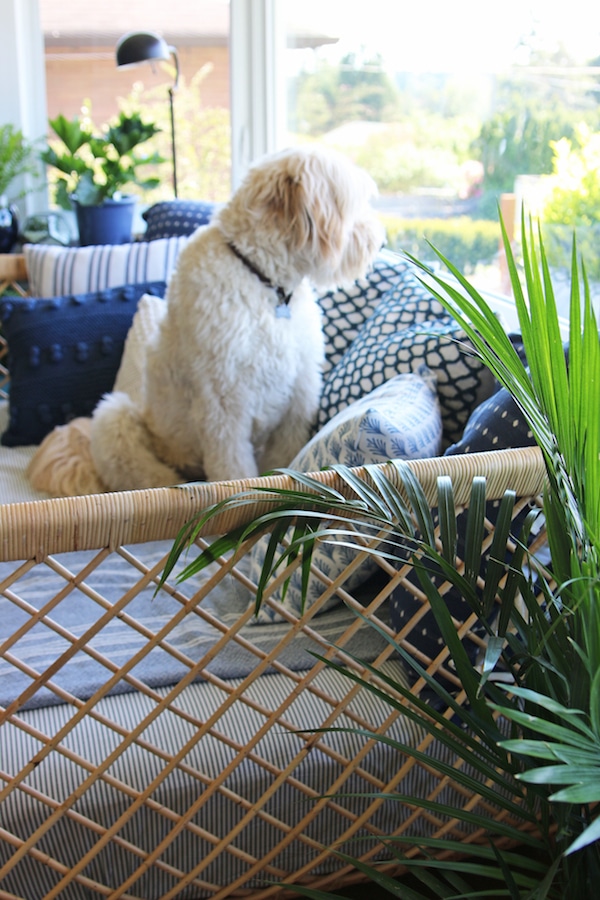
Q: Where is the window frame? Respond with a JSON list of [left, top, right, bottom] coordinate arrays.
[[0, 0, 49, 216], [230, 0, 285, 188]]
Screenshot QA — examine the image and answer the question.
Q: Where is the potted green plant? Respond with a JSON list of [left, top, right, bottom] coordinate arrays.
[[40, 108, 164, 246], [0, 124, 38, 253], [160, 217, 600, 897]]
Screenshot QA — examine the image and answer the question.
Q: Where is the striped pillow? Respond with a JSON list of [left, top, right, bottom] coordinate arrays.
[[23, 235, 190, 298]]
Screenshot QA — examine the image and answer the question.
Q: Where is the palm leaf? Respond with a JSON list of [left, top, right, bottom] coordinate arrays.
[[163, 214, 600, 896], [566, 816, 600, 855], [437, 475, 457, 566]]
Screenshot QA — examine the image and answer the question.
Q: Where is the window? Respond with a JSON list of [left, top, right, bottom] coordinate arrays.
[[39, 0, 233, 202], [8, 0, 600, 307], [282, 0, 600, 305]]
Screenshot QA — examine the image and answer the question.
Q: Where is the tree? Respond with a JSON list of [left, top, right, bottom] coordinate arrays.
[[474, 107, 576, 194], [472, 84, 600, 218], [290, 52, 400, 136]]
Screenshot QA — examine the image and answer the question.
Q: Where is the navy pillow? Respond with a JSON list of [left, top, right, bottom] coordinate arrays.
[[142, 200, 216, 240], [389, 377, 538, 687], [444, 385, 535, 455], [388, 503, 497, 693], [0, 282, 166, 446]]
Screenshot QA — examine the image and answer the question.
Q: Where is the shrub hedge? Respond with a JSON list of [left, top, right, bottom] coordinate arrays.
[[541, 222, 600, 281], [380, 215, 500, 273]]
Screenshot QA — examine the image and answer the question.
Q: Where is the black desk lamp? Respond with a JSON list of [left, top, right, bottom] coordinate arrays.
[[116, 31, 180, 197]]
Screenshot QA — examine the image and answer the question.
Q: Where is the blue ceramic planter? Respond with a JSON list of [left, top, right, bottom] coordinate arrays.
[[72, 195, 136, 246]]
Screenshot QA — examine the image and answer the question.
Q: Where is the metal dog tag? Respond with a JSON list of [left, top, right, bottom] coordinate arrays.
[[276, 304, 291, 319]]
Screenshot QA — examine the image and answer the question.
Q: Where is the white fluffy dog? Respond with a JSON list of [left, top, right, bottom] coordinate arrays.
[[79, 147, 383, 491]]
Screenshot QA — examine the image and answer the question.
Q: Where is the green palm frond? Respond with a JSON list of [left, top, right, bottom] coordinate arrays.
[[163, 214, 600, 897]]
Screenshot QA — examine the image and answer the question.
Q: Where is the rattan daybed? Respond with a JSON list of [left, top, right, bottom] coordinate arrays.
[[0, 250, 546, 899]]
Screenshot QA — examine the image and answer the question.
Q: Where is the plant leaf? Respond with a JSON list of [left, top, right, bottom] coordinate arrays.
[[565, 815, 600, 855]]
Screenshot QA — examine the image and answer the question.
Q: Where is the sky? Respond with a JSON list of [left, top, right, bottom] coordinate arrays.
[[290, 1, 600, 74]]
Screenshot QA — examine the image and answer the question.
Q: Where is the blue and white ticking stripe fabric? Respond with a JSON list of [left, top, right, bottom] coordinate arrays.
[[24, 235, 190, 298], [0, 404, 44, 501], [0, 538, 397, 710], [0, 659, 455, 898]]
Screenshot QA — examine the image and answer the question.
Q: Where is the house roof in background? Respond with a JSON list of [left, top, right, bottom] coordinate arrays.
[[39, 0, 337, 48]]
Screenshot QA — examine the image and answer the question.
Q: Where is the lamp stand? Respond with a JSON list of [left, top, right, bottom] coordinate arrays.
[[168, 85, 178, 198], [115, 31, 181, 200]]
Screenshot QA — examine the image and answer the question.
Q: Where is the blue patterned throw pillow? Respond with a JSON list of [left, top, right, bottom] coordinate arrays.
[[0, 282, 166, 446], [248, 371, 443, 624], [317, 249, 440, 377], [389, 499, 497, 694], [142, 200, 216, 240], [444, 385, 535, 454], [389, 375, 538, 690], [319, 285, 496, 447], [298, 371, 442, 471]]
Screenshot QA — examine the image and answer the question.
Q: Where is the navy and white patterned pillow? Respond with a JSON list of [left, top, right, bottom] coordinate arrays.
[[319, 295, 496, 447], [444, 385, 536, 455], [389, 378, 538, 689], [389, 500, 498, 693], [248, 371, 442, 624], [142, 200, 216, 240], [318, 249, 433, 377], [296, 371, 441, 471]]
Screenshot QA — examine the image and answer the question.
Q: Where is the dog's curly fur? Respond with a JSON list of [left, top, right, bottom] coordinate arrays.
[[33, 146, 385, 494]]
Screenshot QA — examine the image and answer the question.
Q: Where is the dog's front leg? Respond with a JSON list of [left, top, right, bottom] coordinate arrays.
[[258, 415, 311, 474], [258, 369, 322, 473], [202, 429, 260, 483]]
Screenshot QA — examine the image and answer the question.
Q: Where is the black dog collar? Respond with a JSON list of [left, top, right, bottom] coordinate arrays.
[[228, 242, 293, 315]]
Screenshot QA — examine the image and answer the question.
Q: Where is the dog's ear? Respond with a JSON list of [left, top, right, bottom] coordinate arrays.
[[263, 155, 348, 264], [257, 165, 317, 255], [301, 178, 346, 265]]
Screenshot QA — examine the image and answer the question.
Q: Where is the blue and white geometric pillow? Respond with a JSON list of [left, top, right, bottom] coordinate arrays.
[[248, 370, 442, 624], [298, 370, 442, 471], [317, 248, 439, 377], [318, 287, 496, 448]]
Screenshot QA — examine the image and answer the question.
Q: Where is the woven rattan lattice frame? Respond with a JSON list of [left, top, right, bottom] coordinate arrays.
[[0, 254, 547, 899]]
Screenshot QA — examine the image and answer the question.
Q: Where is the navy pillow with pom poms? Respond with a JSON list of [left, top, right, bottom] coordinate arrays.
[[0, 281, 166, 446]]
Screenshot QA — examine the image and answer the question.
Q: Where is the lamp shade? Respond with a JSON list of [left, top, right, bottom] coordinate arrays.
[[116, 31, 172, 67], [115, 30, 180, 198]]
